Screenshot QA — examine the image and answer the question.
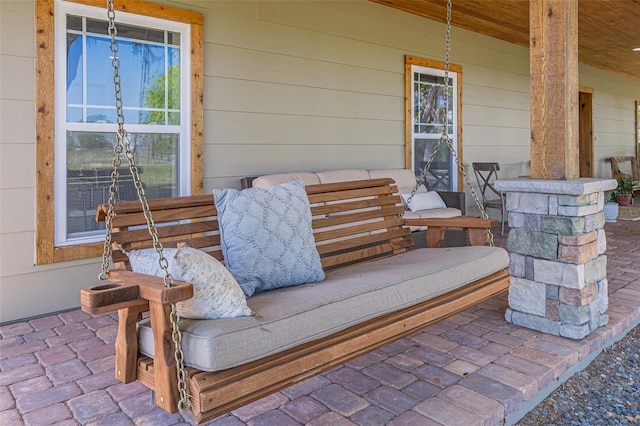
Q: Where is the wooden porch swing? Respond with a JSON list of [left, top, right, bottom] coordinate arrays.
[[80, 0, 510, 423]]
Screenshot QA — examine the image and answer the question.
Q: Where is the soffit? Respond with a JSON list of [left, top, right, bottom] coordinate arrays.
[[371, 0, 640, 80]]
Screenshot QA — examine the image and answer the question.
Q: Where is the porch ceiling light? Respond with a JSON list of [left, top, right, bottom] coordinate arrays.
[[634, 48, 640, 52]]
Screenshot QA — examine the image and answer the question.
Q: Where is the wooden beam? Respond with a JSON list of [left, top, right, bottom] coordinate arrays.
[[529, 0, 580, 179]]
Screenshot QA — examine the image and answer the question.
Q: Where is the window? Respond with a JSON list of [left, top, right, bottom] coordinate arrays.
[[404, 56, 462, 192], [36, 0, 203, 264]]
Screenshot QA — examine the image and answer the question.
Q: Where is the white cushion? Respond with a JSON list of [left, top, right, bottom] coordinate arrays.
[[127, 245, 252, 320], [316, 169, 370, 183], [402, 192, 447, 212], [368, 169, 418, 189], [252, 172, 320, 188]]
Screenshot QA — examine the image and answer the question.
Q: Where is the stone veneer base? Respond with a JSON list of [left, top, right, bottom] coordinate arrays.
[[495, 178, 617, 339]]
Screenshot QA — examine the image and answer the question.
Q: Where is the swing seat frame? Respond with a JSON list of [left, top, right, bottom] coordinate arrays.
[[81, 178, 509, 423]]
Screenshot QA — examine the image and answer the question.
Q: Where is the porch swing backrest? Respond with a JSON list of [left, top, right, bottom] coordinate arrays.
[[102, 179, 412, 272]]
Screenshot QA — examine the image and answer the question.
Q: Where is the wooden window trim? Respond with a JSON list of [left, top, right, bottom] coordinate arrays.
[[35, 0, 204, 264], [404, 55, 463, 191]]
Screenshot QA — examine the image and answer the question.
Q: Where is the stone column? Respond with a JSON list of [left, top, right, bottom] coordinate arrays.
[[495, 178, 617, 339]]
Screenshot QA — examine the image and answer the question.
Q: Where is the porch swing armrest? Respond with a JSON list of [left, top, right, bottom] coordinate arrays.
[[404, 216, 495, 229], [81, 271, 194, 315], [108, 270, 194, 304], [403, 216, 496, 248], [81, 271, 194, 402]]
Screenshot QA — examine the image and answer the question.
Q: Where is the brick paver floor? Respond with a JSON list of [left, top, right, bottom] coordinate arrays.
[[1, 220, 638, 425]]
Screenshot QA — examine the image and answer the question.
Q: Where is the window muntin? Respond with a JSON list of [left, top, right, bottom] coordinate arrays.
[[410, 65, 458, 192], [54, 2, 190, 246]]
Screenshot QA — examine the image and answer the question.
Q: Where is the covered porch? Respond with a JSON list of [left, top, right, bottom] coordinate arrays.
[[1, 219, 638, 425], [1, 0, 639, 424]]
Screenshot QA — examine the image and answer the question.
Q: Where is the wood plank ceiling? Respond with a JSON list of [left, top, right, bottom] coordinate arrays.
[[371, 0, 640, 80]]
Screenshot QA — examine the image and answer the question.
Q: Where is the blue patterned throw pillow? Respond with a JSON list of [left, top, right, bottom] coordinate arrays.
[[213, 180, 325, 297]]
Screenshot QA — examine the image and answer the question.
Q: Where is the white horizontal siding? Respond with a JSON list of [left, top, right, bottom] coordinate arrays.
[[0, 188, 34, 234], [205, 44, 402, 97], [205, 143, 404, 181], [205, 111, 402, 145], [0, 99, 35, 145], [0, 5, 35, 57]]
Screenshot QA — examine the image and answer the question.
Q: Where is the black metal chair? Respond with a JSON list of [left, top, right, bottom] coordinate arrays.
[[472, 162, 506, 235]]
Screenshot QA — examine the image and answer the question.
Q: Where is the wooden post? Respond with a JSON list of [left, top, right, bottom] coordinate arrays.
[[529, 0, 579, 179], [149, 301, 180, 414], [115, 304, 147, 383]]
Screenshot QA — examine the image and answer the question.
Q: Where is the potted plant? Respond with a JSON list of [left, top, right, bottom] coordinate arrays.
[[603, 196, 619, 222], [610, 177, 634, 206]]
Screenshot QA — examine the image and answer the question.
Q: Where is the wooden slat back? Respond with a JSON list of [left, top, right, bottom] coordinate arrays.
[[307, 178, 413, 270], [96, 194, 222, 270], [98, 178, 414, 272]]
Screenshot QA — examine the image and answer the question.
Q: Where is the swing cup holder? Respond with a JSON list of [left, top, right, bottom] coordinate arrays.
[[90, 284, 121, 291], [80, 282, 141, 314]]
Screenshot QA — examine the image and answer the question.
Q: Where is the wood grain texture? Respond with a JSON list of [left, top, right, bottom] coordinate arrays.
[[35, 0, 55, 265], [116, 304, 148, 383], [529, 0, 580, 179], [148, 301, 180, 414], [378, 0, 640, 80]]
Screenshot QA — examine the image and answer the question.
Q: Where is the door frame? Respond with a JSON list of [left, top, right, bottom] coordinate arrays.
[[578, 86, 594, 178]]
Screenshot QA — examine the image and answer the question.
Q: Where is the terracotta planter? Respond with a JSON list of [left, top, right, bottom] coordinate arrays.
[[616, 194, 632, 206]]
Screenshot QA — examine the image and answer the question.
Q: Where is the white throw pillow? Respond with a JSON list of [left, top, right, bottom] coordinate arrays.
[[126, 243, 252, 320], [401, 192, 447, 212]]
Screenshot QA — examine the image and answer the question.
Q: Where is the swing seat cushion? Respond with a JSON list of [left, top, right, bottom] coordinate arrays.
[[213, 181, 325, 298], [136, 245, 509, 372]]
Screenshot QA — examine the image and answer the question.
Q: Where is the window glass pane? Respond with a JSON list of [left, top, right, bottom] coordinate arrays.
[[67, 33, 83, 105], [85, 17, 108, 36], [414, 79, 451, 129], [168, 32, 180, 46], [133, 110, 156, 125], [67, 107, 83, 122], [84, 36, 112, 110], [167, 47, 181, 113], [67, 15, 82, 31], [413, 138, 452, 192], [66, 131, 179, 239], [415, 124, 445, 134], [168, 111, 180, 125], [86, 108, 115, 123]]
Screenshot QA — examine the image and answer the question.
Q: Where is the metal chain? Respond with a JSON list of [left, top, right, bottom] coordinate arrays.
[[405, 0, 494, 246], [103, 0, 191, 412]]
